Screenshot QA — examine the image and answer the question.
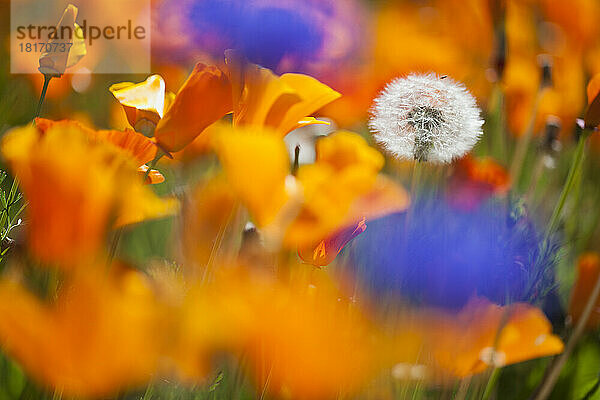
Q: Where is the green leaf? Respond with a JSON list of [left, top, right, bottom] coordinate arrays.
[[571, 337, 600, 400]]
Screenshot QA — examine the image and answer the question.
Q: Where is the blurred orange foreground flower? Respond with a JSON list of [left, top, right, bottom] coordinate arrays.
[[0, 124, 178, 267], [0, 267, 163, 397], [427, 298, 564, 378], [35, 118, 165, 184]]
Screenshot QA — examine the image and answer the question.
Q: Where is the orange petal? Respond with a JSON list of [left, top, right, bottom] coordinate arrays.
[[137, 165, 165, 184], [227, 54, 297, 129], [315, 130, 384, 172], [1, 125, 115, 267], [35, 118, 158, 166], [430, 298, 564, 377], [346, 175, 410, 225], [0, 269, 162, 398], [114, 183, 179, 227], [154, 63, 232, 152], [225, 51, 340, 136], [447, 155, 510, 211], [587, 74, 600, 105], [585, 74, 600, 128], [569, 252, 600, 329], [268, 73, 341, 135], [298, 218, 367, 267], [93, 129, 157, 166]]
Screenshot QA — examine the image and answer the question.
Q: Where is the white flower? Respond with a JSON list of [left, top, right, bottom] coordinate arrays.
[[369, 74, 483, 163]]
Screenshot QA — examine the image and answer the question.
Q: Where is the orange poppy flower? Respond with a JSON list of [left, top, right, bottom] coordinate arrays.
[[213, 126, 409, 249], [427, 297, 564, 378], [0, 266, 164, 397], [0, 124, 178, 267], [184, 266, 391, 399], [447, 155, 510, 211], [35, 118, 160, 180], [110, 63, 232, 153], [303, 174, 411, 267], [225, 50, 341, 136], [569, 252, 600, 329]]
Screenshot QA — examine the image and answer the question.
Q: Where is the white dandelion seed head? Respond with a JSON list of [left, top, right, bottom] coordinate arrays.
[[368, 73, 484, 163]]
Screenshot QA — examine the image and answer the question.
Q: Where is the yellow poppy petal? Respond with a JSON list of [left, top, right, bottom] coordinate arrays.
[[212, 126, 291, 227], [227, 57, 297, 129], [109, 75, 166, 120], [115, 183, 179, 227], [269, 73, 341, 135]]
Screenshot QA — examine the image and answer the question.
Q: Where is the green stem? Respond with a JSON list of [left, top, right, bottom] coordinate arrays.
[[51, 387, 62, 400], [107, 227, 123, 266], [142, 382, 154, 400], [410, 161, 424, 202], [532, 269, 600, 400], [143, 151, 164, 182], [489, 84, 507, 161], [544, 130, 589, 243], [481, 368, 501, 400], [35, 75, 52, 119]]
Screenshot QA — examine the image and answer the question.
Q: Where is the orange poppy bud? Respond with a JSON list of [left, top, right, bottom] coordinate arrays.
[[298, 218, 367, 267]]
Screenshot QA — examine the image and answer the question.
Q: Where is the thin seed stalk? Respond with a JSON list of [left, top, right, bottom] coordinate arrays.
[[481, 368, 501, 400], [531, 130, 593, 400], [532, 270, 600, 400], [544, 130, 589, 243]]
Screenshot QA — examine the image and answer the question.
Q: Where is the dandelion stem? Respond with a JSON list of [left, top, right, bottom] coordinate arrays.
[[35, 75, 52, 119], [410, 161, 424, 201], [532, 268, 600, 400], [544, 130, 589, 243], [404, 161, 424, 233]]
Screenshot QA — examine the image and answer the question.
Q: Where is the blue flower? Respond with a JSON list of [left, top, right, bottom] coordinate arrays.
[[348, 195, 544, 309], [154, 0, 364, 72]]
